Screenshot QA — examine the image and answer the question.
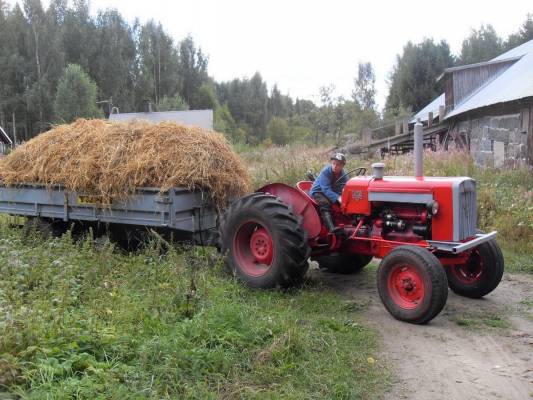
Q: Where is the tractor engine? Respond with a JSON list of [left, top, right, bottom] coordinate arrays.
[[370, 203, 431, 242]]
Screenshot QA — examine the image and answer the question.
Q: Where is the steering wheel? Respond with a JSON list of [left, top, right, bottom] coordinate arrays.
[[335, 167, 366, 184]]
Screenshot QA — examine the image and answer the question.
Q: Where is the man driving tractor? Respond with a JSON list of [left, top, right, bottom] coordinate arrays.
[[310, 152, 348, 232]]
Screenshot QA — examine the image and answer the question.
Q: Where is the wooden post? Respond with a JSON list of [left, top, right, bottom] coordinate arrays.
[[402, 118, 409, 135], [428, 112, 433, 128], [439, 105, 445, 123], [395, 119, 401, 135]]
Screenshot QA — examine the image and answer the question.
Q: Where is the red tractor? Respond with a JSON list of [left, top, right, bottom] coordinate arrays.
[[219, 130, 503, 324]]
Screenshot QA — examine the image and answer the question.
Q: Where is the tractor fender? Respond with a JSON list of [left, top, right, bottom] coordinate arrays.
[[257, 183, 321, 239]]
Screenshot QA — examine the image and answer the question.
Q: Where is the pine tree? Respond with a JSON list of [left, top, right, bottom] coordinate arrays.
[[385, 39, 454, 115], [54, 64, 102, 122], [459, 24, 503, 64]]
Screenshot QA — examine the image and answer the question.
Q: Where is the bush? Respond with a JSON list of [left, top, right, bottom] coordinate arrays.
[[266, 117, 290, 145]]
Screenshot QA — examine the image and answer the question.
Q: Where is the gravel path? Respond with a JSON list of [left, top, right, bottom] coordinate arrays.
[[312, 265, 533, 400]]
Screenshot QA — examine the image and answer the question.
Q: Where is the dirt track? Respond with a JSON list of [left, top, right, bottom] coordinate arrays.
[[311, 265, 533, 400]]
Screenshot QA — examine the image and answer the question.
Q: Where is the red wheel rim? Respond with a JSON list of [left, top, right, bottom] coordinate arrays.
[[450, 249, 483, 284], [233, 221, 274, 277], [387, 264, 425, 309]]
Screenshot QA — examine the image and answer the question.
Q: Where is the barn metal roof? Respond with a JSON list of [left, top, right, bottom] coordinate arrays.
[[109, 109, 213, 130], [414, 39, 533, 120], [411, 93, 445, 123], [446, 39, 533, 118]]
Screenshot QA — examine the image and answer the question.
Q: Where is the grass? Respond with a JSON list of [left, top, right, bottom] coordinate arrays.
[[454, 313, 510, 330], [237, 144, 533, 273], [0, 222, 388, 399], [518, 298, 533, 320]]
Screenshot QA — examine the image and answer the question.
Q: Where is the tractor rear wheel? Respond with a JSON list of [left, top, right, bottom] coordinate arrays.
[[446, 239, 504, 298], [377, 246, 448, 324], [219, 193, 310, 288], [315, 253, 373, 274]]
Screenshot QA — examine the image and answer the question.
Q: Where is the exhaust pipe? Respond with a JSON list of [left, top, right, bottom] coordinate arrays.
[[414, 120, 423, 179]]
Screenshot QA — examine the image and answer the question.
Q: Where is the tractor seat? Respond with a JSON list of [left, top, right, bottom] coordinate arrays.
[[296, 181, 318, 205]]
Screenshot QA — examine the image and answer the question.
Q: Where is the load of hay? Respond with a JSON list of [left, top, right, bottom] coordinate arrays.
[[0, 119, 251, 209]]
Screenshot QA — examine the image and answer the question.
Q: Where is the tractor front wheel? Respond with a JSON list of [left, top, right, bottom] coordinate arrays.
[[446, 239, 504, 298], [219, 193, 310, 288], [315, 253, 373, 274], [377, 246, 448, 324]]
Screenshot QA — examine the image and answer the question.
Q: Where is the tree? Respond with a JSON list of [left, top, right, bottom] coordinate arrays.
[[62, 0, 95, 72], [215, 103, 244, 142], [313, 84, 336, 144], [157, 94, 188, 111], [266, 116, 290, 145], [178, 35, 208, 108], [23, 0, 65, 133], [385, 39, 454, 116], [268, 84, 292, 118], [217, 72, 269, 142], [0, 3, 29, 139], [54, 64, 101, 122], [352, 62, 376, 111], [136, 20, 179, 110], [506, 14, 533, 49], [192, 83, 218, 110], [459, 24, 503, 65], [92, 9, 136, 113]]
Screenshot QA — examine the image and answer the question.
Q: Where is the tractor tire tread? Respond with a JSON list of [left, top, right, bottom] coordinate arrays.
[[219, 193, 309, 288], [378, 245, 448, 325]]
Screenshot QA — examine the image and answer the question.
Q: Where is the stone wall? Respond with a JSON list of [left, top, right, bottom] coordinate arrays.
[[456, 111, 529, 167]]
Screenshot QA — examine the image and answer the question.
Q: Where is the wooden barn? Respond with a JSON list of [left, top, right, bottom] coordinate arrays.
[[413, 39, 533, 167]]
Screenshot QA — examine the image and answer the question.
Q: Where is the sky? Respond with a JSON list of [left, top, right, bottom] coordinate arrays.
[[15, 0, 533, 109]]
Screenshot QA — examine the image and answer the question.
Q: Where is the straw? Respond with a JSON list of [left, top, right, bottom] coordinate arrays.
[[0, 119, 251, 209]]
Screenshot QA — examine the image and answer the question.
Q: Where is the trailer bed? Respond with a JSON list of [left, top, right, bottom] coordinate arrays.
[[0, 184, 217, 235]]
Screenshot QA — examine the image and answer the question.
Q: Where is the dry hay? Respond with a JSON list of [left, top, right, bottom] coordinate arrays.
[[0, 119, 251, 209]]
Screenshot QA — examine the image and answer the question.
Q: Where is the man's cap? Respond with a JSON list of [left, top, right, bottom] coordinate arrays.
[[330, 152, 346, 162]]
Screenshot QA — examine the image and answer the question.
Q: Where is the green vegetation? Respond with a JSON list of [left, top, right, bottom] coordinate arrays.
[[385, 39, 454, 115], [0, 223, 387, 398], [54, 64, 103, 123], [518, 298, 533, 320], [455, 313, 510, 330]]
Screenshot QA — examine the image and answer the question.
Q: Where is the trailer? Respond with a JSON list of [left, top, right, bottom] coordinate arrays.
[[0, 183, 218, 244]]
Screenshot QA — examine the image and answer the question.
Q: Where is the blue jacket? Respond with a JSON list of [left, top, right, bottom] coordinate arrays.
[[310, 165, 348, 203]]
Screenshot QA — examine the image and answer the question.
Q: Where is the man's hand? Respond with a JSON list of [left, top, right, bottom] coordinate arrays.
[[337, 195, 342, 204]]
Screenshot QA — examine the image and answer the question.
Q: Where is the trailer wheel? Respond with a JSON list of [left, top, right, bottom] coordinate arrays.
[[446, 239, 504, 298], [377, 246, 448, 324], [315, 253, 373, 274], [219, 193, 310, 288]]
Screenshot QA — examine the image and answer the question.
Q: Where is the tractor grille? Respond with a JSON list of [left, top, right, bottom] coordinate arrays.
[[456, 179, 477, 241]]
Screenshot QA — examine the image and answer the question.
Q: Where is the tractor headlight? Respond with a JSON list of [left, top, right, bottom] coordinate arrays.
[[428, 200, 439, 216]]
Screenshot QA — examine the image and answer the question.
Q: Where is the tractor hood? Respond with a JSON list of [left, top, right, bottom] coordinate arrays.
[[343, 176, 477, 241]]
